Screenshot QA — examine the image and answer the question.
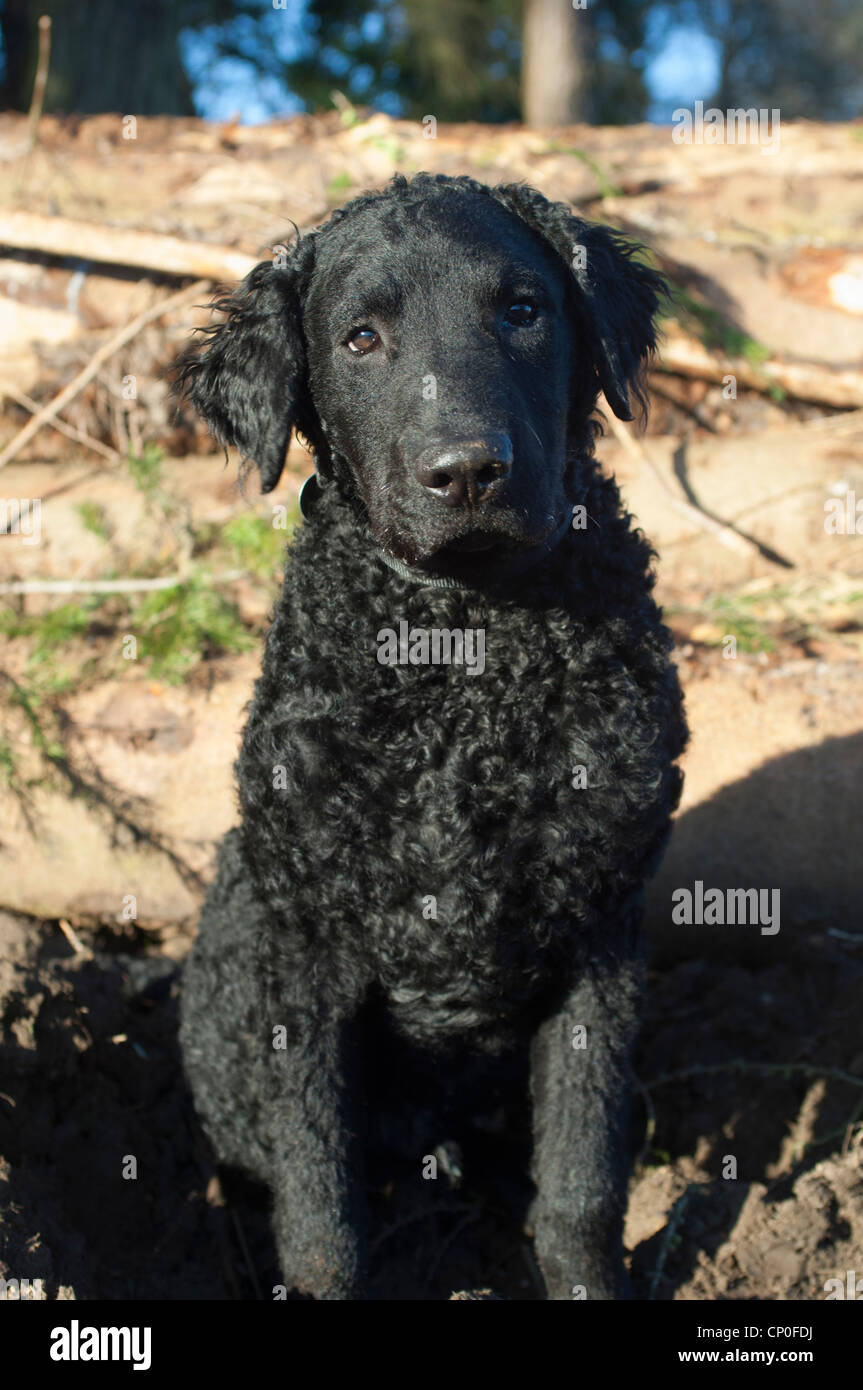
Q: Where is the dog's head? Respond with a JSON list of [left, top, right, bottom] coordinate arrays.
[[178, 173, 664, 579]]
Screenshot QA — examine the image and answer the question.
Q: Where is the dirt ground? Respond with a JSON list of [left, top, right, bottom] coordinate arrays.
[[1, 889, 861, 1301], [1, 111, 862, 1301]]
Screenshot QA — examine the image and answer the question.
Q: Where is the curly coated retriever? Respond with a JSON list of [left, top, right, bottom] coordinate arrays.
[[178, 172, 687, 1301]]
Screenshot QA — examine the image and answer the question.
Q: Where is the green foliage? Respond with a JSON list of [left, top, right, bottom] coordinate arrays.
[[693, 594, 777, 653], [287, 0, 523, 123], [370, 134, 405, 163], [0, 570, 253, 690], [221, 513, 289, 578], [270, 0, 655, 124], [671, 582, 863, 658], [6, 0, 856, 133], [326, 170, 354, 201], [710, 611, 775, 654], [134, 572, 252, 682], [76, 500, 111, 541], [337, 101, 360, 128], [668, 287, 770, 366], [127, 444, 165, 498], [126, 444, 196, 558], [0, 736, 16, 788], [4, 678, 68, 763], [0, 600, 96, 655], [669, 0, 863, 122], [0, 598, 104, 697]]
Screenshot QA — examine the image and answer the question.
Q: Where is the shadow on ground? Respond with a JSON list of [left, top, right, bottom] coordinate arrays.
[[1, 737, 862, 1299]]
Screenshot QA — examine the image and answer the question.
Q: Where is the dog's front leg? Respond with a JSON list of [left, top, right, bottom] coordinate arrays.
[[267, 1011, 367, 1300], [529, 946, 643, 1301]]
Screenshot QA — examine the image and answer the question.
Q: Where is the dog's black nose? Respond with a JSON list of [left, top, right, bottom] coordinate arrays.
[[415, 437, 513, 506]]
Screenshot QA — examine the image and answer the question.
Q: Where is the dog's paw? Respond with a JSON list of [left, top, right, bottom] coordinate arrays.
[[275, 1227, 366, 1301], [280, 1255, 366, 1302]]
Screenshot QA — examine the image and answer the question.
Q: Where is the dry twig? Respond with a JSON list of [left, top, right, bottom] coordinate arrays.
[[0, 569, 243, 597], [0, 383, 119, 462], [601, 400, 789, 567], [27, 15, 51, 151], [0, 279, 209, 472]]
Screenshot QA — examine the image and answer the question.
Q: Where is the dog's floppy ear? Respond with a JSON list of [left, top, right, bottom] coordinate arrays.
[[177, 248, 314, 492], [494, 184, 666, 422]]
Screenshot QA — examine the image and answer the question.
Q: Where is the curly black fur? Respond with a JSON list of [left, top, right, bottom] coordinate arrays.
[[178, 173, 687, 1300]]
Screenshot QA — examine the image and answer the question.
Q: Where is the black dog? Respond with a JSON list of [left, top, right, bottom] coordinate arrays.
[[179, 173, 686, 1300]]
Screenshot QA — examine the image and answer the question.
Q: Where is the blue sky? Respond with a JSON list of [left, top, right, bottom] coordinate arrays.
[[181, 3, 721, 124], [644, 21, 719, 122]]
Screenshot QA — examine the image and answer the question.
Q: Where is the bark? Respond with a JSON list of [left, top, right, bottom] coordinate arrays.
[[522, 0, 590, 126]]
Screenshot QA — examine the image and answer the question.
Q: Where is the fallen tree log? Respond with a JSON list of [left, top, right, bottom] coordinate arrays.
[[659, 326, 863, 410], [1, 215, 859, 413], [0, 211, 258, 284]]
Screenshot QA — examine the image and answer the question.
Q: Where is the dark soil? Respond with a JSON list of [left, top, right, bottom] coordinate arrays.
[[1, 905, 861, 1301]]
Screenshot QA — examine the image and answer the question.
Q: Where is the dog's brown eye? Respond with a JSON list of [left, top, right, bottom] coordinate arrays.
[[346, 327, 381, 355], [504, 302, 538, 327]]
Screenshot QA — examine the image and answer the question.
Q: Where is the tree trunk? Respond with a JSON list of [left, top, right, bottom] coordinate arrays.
[[521, 0, 590, 127], [0, 0, 195, 115]]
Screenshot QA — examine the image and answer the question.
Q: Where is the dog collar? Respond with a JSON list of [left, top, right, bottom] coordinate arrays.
[[374, 550, 470, 589], [375, 507, 575, 590], [299, 474, 574, 590]]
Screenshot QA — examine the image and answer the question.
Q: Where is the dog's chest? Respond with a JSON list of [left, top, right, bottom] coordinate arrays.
[[331, 660, 597, 1042], [250, 573, 672, 1046]]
